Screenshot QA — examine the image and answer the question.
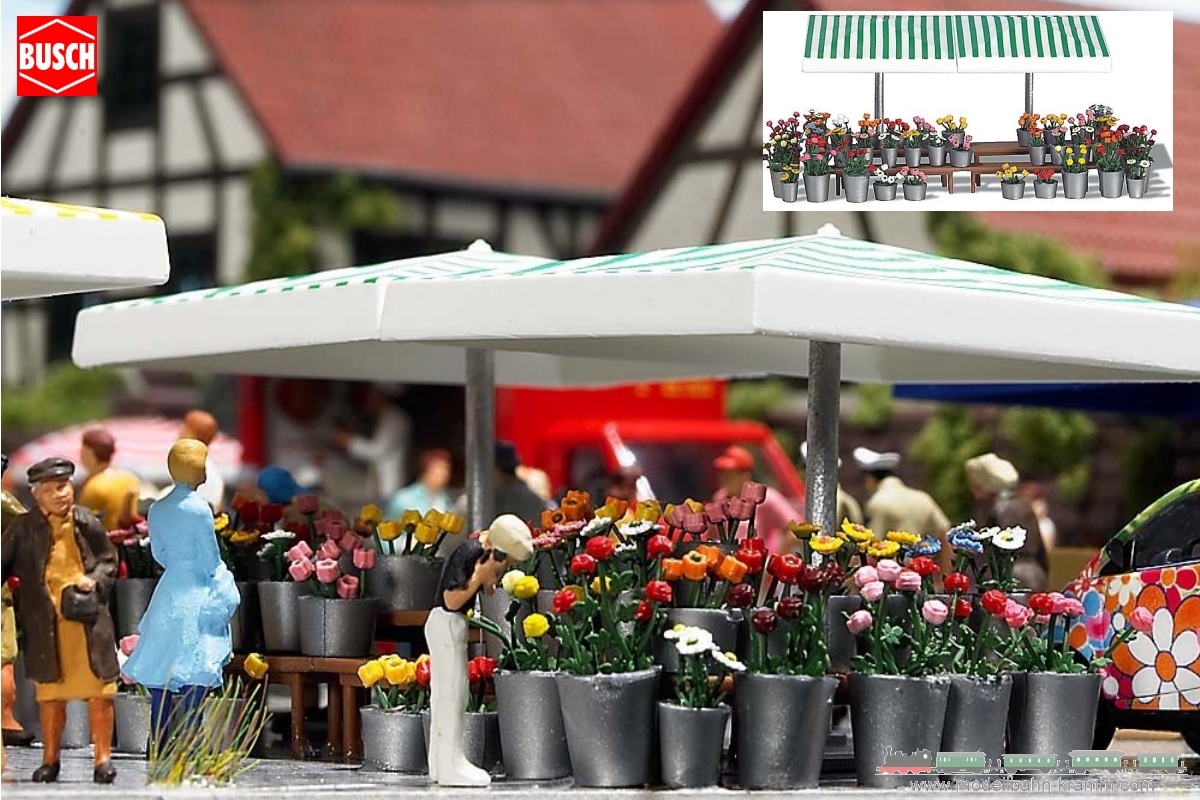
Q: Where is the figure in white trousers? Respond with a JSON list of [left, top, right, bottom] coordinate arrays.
[[425, 515, 532, 787]]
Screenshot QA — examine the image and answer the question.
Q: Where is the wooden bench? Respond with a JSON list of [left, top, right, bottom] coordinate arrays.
[[835, 163, 978, 195]]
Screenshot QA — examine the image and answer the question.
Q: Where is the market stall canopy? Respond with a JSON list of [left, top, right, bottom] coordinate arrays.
[[71, 242, 726, 386], [802, 14, 1110, 74], [1, 197, 170, 300], [364, 227, 1199, 384]]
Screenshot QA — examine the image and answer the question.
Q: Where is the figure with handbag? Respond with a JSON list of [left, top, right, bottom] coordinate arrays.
[[0, 457, 121, 784]]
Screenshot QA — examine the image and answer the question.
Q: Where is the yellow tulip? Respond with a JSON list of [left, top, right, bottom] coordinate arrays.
[[231, 529, 260, 545], [414, 521, 439, 545], [416, 653, 430, 666], [383, 653, 403, 668], [590, 576, 613, 595], [423, 509, 444, 529], [244, 652, 269, 680], [360, 504, 384, 525], [214, 513, 230, 534], [357, 659, 385, 688], [635, 500, 661, 522], [439, 512, 465, 534], [384, 658, 412, 687], [523, 613, 550, 639], [684, 498, 705, 513], [562, 585, 586, 603], [595, 502, 623, 520], [377, 520, 402, 541], [513, 575, 540, 600], [400, 509, 422, 529]]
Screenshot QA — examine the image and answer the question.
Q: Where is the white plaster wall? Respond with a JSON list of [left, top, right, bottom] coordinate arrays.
[[627, 162, 728, 253], [54, 97, 101, 187], [105, 184, 156, 214], [200, 79, 268, 169], [217, 176, 251, 284], [162, 84, 210, 172], [163, 179, 215, 232], [433, 198, 496, 242], [506, 208, 556, 258], [161, 0, 214, 76], [3, 101, 66, 191], [696, 44, 764, 151], [106, 129, 155, 181]]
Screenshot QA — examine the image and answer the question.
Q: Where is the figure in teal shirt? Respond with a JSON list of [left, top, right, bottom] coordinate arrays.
[[123, 439, 239, 747]]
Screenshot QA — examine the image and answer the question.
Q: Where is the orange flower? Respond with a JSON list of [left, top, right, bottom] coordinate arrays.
[[682, 551, 709, 581], [662, 558, 685, 581], [541, 509, 564, 529], [694, 544, 724, 573], [717, 555, 749, 584]]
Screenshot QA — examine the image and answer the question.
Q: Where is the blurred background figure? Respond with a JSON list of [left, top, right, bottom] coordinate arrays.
[[336, 385, 410, 501], [800, 441, 862, 526], [1020, 481, 1058, 552], [2, 455, 34, 747], [493, 442, 550, 525], [604, 465, 643, 504], [966, 453, 1048, 592], [180, 410, 225, 511], [388, 449, 454, 517], [256, 465, 306, 506], [712, 445, 794, 553], [76, 428, 140, 532], [516, 465, 554, 505], [855, 447, 951, 571]]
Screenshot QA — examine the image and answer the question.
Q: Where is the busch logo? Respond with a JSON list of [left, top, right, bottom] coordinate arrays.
[[17, 16, 97, 96]]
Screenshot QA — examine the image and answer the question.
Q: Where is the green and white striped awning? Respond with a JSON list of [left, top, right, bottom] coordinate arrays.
[[802, 14, 1111, 74]]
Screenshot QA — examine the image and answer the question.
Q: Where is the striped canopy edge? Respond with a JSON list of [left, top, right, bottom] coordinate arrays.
[[803, 14, 957, 65]]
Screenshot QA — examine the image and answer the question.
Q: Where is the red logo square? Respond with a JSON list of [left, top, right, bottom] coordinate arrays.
[[17, 16, 98, 97]]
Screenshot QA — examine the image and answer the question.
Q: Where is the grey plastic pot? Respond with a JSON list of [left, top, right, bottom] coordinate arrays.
[[656, 608, 739, 672], [874, 182, 897, 201], [779, 181, 799, 203], [556, 668, 660, 787], [849, 673, 950, 788], [927, 145, 946, 166], [904, 146, 923, 167], [1029, 145, 1047, 166], [948, 148, 971, 168], [826, 595, 862, 674], [422, 709, 503, 775], [114, 578, 158, 639], [1001, 181, 1026, 200], [770, 170, 784, 198], [1099, 169, 1125, 198], [843, 174, 870, 203], [361, 706, 427, 773], [230, 580, 262, 653], [61, 700, 91, 749], [881, 147, 899, 168], [1050, 147, 1064, 165], [1126, 173, 1149, 198], [258, 580, 308, 653], [297, 595, 378, 657], [1063, 170, 1088, 199], [658, 703, 728, 788], [903, 183, 927, 201], [804, 173, 830, 203], [1016, 128, 1032, 147], [365, 554, 442, 611], [941, 674, 1012, 769], [735, 672, 836, 789], [1007, 672, 1101, 758], [113, 692, 151, 755], [494, 670, 571, 780], [1035, 180, 1058, 199]]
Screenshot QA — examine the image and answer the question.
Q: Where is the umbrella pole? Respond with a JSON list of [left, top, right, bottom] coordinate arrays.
[[1025, 73, 1034, 115], [805, 341, 841, 533], [465, 348, 496, 532], [874, 73, 884, 121]]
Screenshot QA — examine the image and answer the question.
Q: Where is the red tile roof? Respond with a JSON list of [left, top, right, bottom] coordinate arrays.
[[182, 0, 721, 197]]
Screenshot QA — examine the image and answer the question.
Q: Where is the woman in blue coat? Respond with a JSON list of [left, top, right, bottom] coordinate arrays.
[[123, 439, 239, 747]]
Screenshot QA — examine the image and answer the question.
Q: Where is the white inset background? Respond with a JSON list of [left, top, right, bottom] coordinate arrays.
[[762, 10, 1173, 212]]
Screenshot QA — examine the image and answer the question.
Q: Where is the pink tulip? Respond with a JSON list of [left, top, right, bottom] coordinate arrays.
[[860, 580, 885, 603], [353, 548, 377, 571], [704, 502, 727, 523], [336, 575, 360, 599], [289, 558, 315, 582], [340, 531, 365, 552], [1062, 599, 1084, 618], [1005, 604, 1032, 629], [894, 570, 922, 592], [1048, 592, 1068, 615], [317, 538, 342, 561], [1128, 606, 1154, 633], [740, 481, 768, 504], [286, 541, 314, 562], [325, 519, 348, 541], [667, 505, 689, 528], [119, 634, 140, 656], [1033, 613, 1051, 625], [854, 565, 879, 587], [921, 599, 949, 626], [846, 609, 874, 635], [876, 559, 901, 582], [315, 558, 341, 583], [681, 511, 709, 535], [725, 497, 754, 522], [314, 518, 331, 538]]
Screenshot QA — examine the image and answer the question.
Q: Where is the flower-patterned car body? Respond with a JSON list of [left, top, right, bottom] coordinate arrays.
[[1065, 480, 1200, 713]]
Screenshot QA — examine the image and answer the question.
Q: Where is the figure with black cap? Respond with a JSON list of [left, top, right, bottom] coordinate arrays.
[[2, 455, 36, 749], [800, 441, 863, 527], [425, 514, 532, 786], [853, 447, 952, 573], [1, 457, 120, 783], [493, 442, 552, 524]]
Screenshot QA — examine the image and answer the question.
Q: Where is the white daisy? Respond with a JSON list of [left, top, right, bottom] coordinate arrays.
[[674, 626, 715, 656], [618, 520, 659, 538], [710, 648, 746, 672], [263, 530, 296, 541], [614, 542, 637, 556], [1140, 160, 1150, 168], [991, 527, 1027, 551], [1127, 608, 1200, 710], [974, 526, 999, 542], [581, 517, 613, 537]]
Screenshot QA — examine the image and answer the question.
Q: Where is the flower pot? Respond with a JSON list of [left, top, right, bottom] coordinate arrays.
[[494, 670, 571, 780], [1029, 145, 1047, 166], [361, 706, 427, 772], [230, 580, 262, 653], [422, 709, 503, 775], [1016, 128, 1031, 147], [1063, 170, 1088, 199], [1001, 182, 1026, 200], [769, 170, 784, 199], [114, 578, 158, 639], [258, 580, 308, 653], [843, 174, 870, 203], [734, 672, 836, 789], [1050, 147, 1064, 166], [481, 588, 558, 659], [903, 146, 922, 167], [1034, 181, 1058, 199], [62, 700, 91, 749], [880, 146, 899, 168], [903, 183, 927, 201], [113, 692, 152, 755], [658, 702, 728, 788], [555, 667, 659, 787], [874, 183, 897, 201], [948, 148, 971, 168], [1126, 174, 1149, 198], [803, 173, 830, 203], [1007, 672, 1101, 759], [779, 181, 799, 203], [365, 554, 443, 611], [941, 674, 1011, 768], [296, 595, 378, 657], [848, 673, 950, 788], [656, 608, 739, 673], [927, 145, 946, 166], [825, 595, 862, 674], [1099, 168, 1124, 198]]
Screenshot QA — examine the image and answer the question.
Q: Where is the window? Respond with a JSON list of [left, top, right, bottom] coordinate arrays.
[[164, 234, 217, 294], [1131, 492, 1200, 570], [104, 7, 159, 129]]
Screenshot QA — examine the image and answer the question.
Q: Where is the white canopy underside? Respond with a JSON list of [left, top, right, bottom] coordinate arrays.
[[1, 197, 170, 300]]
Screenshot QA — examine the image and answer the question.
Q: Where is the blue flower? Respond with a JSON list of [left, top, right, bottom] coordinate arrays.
[[948, 530, 984, 555], [912, 537, 942, 556]]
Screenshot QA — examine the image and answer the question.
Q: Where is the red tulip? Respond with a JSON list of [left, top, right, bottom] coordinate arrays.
[[954, 598, 973, 619], [821, 563, 846, 592], [295, 494, 320, 515], [799, 564, 825, 594], [646, 534, 674, 559], [777, 595, 804, 620], [766, 553, 803, 584], [584, 535, 615, 562], [726, 583, 755, 608], [981, 589, 1008, 616], [238, 503, 261, 525], [468, 659, 481, 683], [551, 588, 578, 614], [645, 580, 673, 604], [570, 554, 597, 576], [260, 503, 284, 525], [944, 572, 969, 593], [735, 545, 764, 574], [1028, 593, 1054, 615], [908, 556, 940, 577], [416, 658, 432, 687], [751, 608, 778, 634], [634, 599, 653, 623]]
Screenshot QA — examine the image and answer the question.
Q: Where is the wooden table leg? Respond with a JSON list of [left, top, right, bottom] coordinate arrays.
[[328, 678, 343, 757], [948, 173, 954, 194], [288, 675, 306, 760], [343, 685, 361, 761]]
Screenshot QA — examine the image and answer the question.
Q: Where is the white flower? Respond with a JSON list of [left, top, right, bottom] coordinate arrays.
[[500, 569, 527, 595], [1140, 160, 1150, 168], [974, 526, 999, 541], [1127, 158, 1136, 165], [1127, 607, 1200, 710], [581, 517, 612, 537], [710, 648, 746, 672], [263, 530, 296, 541], [618, 520, 659, 538], [991, 526, 1027, 551], [614, 542, 637, 556], [674, 626, 715, 656]]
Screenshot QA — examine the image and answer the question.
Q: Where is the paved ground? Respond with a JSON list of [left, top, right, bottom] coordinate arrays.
[[2, 734, 1195, 798]]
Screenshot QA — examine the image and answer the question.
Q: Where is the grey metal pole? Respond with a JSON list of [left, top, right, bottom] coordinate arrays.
[[805, 341, 841, 533], [1025, 73, 1034, 115], [465, 347, 496, 532], [874, 73, 884, 121]]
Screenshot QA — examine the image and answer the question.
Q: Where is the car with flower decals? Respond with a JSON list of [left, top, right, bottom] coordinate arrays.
[[1064, 480, 1200, 751]]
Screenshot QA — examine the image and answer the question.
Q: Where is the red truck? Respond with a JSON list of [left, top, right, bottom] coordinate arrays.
[[496, 380, 806, 510]]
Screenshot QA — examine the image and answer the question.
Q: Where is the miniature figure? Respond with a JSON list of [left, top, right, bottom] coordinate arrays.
[[854, 447, 952, 573], [77, 427, 141, 531], [424, 514, 532, 786], [1, 457, 120, 783], [123, 439, 240, 749], [2, 455, 35, 749]]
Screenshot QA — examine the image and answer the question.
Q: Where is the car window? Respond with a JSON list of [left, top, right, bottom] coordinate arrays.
[[1131, 493, 1200, 570], [624, 441, 781, 503]]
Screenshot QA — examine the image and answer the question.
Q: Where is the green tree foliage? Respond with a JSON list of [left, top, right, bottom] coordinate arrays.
[[1000, 408, 1096, 501], [849, 383, 895, 431], [2, 362, 123, 431], [908, 405, 992, 523], [1120, 420, 1177, 520], [246, 161, 402, 281]]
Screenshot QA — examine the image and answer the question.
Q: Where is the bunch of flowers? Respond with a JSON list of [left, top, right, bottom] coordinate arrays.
[[660, 543, 752, 608], [1095, 126, 1126, 172], [662, 625, 746, 708], [357, 653, 431, 711], [827, 113, 851, 149], [1121, 124, 1156, 157], [217, 497, 287, 580], [1059, 144, 1089, 174], [1033, 168, 1057, 184], [800, 143, 832, 177], [1126, 156, 1153, 181], [858, 114, 880, 136], [946, 132, 973, 153], [937, 114, 967, 138], [912, 116, 937, 142], [790, 519, 868, 583], [285, 530, 376, 599], [897, 167, 927, 186], [1043, 113, 1068, 140], [939, 570, 1004, 677], [840, 147, 872, 176], [872, 167, 896, 186], [1029, 127, 1046, 147], [470, 567, 559, 671], [1089, 103, 1118, 128], [947, 520, 1028, 592], [749, 552, 845, 676], [371, 507, 465, 557], [466, 656, 498, 712], [878, 118, 907, 149], [1071, 109, 1097, 144], [847, 558, 951, 676], [994, 590, 1135, 676], [802, 109, 832, 136], [108, 517, 160, 580], [764, 114, 802, 172], [995, 164, 1029, 184], [900, 128, 923, 145], [694, 480, 770, 547], [1017, 112, 1041, 132]]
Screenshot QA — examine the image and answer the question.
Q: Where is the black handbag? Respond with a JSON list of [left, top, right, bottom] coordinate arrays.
[[61, 586, 100, 622]]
